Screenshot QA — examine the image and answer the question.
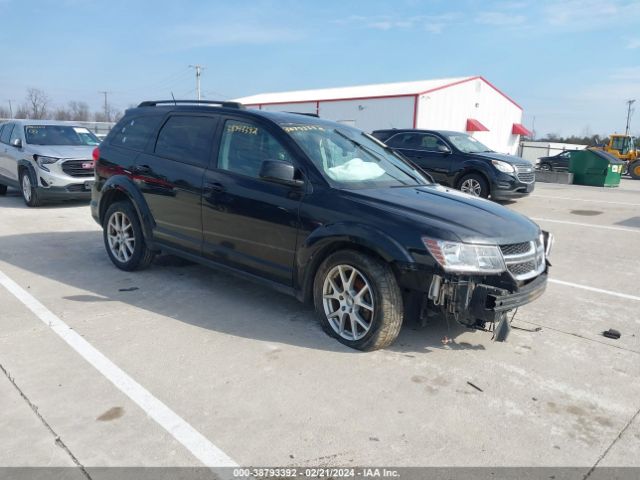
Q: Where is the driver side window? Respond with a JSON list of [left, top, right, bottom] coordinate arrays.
[[218, 120, 292, 178]]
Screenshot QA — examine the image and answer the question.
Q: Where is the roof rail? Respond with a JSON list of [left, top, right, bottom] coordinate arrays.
[[285, 112, 320, 118], [137, 100, 244, 109]]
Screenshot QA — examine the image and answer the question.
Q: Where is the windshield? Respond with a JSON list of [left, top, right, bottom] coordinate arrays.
[[284, 124, 429, 189], [24, 125, 101, 146], [444, 133, 493, 154]]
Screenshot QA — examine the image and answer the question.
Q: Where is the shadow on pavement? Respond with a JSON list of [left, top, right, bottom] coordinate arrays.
[[0, 229, 484, 354]]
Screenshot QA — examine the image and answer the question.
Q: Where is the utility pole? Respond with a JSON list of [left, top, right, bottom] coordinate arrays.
[[7, 100, 12, 118], [625, 99, 635, 136], [189, 64, 203, 100], [99, 91, 110, 121]]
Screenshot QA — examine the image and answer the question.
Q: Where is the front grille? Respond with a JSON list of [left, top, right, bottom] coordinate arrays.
[[500, 242, 531, 256], [62, 159, 94, 177], [515, 164, 535, 184], [500, 240, 545, 281]]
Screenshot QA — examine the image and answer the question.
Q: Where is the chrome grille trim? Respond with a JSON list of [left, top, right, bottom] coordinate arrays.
[[500, 240, 545, 281], [515, 164, 535, 184]]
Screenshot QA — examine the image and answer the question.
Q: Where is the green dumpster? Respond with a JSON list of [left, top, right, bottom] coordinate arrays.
[[569, 149, 625, 187]]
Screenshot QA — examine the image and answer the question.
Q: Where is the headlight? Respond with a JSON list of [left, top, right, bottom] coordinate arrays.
[[35, 155, 59, 171], [422, 237, 506, 274], [491, 159, 515, 173]]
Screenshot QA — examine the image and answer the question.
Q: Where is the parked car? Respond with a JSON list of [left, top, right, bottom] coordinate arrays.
[[371, 129, 535, 200], [91, 100, 551, 351], [537, 151, 571, 171], [0, 120, 100, 206]]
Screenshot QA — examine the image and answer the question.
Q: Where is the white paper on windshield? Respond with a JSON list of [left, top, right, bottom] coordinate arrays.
[[326, 158, 386, 182], [73, 127, 91, 134]]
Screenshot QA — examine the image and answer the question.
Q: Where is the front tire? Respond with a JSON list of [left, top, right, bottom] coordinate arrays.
[[313, 250, 403, 351], [458, 173, 489, 198], [103, 201, 155, 271], [20, 169, 42, 207], [539, 163, 552, 171]]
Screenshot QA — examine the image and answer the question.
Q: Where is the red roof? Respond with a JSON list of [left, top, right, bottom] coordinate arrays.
[[512, 123, 532, 136], [466, 118, 489, 132]]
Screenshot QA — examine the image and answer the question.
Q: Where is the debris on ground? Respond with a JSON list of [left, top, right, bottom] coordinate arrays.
[[602, 329, 621, 339], [467, 381, 483, 392], [118, 287, 139, 292]]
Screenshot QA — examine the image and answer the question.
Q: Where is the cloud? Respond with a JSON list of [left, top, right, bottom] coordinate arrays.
[[170, 24, 302, 48], [475, 11, 527, 26], [334, 13, 458, 34], [627, 38, 640, 49], [544, 0, 640, 28]]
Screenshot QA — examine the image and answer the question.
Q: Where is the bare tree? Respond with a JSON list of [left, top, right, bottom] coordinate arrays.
[[54, 107, 72, 121], [25, 88, 50, 119], [69, 101, 90, 121], [0, 106, 9, 118], [14, 106, 28, 119]]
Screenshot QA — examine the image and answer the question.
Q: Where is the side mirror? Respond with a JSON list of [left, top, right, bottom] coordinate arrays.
[[11, 138, 22, 148], [259, 160, 304, 187], [437, 144, 451, 154]]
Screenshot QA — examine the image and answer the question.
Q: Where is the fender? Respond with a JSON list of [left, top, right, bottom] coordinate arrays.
[[17, 159, 37, 188], [99, 175, 156, 246], [295, 222, 414, 302], [453, 159, 493, 187]]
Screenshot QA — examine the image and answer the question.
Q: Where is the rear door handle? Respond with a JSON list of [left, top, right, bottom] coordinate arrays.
[[204, 182, 225, 193]]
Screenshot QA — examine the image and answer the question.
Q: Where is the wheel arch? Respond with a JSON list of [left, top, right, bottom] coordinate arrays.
[[99, 176, 156, 245], [17, 159, 37, 186], [296, 225, 412, 303]]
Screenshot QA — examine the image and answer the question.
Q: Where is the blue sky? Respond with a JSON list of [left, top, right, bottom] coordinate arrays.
[[0, 0, 639, 137]]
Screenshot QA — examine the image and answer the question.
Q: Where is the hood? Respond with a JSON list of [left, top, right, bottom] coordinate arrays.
[[26, 144, 95, 159], [344, 184, 540, 245], [470, 151, 532, 166]]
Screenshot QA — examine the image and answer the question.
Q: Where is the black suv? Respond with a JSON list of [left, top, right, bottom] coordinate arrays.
[[371, 129, 535, 200], [91, 101, 551, 351]]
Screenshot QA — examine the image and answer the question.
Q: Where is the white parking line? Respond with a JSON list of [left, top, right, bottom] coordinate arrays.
[[549, 278, 640, 302], [531, 194, 640, 207], [531, 217, 640, 233], [0, 269, 237, 468]]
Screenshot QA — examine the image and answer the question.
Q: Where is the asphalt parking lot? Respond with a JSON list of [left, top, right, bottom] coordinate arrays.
[[1, 180, 639, 474]]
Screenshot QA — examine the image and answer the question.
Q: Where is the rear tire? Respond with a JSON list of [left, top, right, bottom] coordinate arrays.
[[103, 201, 155, 271], [313, 250, 403, 351], [0, 184, 7, 196], [20, 169, 42, 207], [629, 161, 640, 180], [458, 173, 489, 198]]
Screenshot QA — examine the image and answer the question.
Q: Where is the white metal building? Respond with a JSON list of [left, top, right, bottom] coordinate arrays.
[[234, 76, 531, 155]]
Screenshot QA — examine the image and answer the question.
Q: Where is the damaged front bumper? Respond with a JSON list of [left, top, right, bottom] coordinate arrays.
[[422, 269, 548, 339]]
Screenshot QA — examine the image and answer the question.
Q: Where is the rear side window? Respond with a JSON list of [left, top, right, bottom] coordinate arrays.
[[110, 115, 163, 151], [0, 123, 14, 144], [154, 115, 217, 167], [217, 120, 292, 178], [386, 133, 420, 149]]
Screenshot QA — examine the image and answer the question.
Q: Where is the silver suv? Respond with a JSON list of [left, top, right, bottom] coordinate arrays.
[[0, 120, 100, 206]]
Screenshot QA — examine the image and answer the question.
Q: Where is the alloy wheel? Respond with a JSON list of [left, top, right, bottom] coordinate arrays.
[[107, 211, 135, 263], [322, 264, 374, 341], [460, 178, 482, 196], [22, 174, 32, 202]]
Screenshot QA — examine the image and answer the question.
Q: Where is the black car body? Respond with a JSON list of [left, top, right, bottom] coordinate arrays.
[[538, 151, 571, 171], [371, 129, 535, 200], [91, 101, 551, 350]]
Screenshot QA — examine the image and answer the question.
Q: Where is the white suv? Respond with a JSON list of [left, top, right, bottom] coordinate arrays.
[[0, 120, 100, 206]]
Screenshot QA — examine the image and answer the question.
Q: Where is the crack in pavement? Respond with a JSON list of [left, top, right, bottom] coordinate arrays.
[[583, 405, 640, 479], [0, 362, 92, 479]]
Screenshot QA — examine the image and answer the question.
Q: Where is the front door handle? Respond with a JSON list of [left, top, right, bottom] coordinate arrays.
[[133, 165, 151, 174], [204, 182, 225, 193]]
